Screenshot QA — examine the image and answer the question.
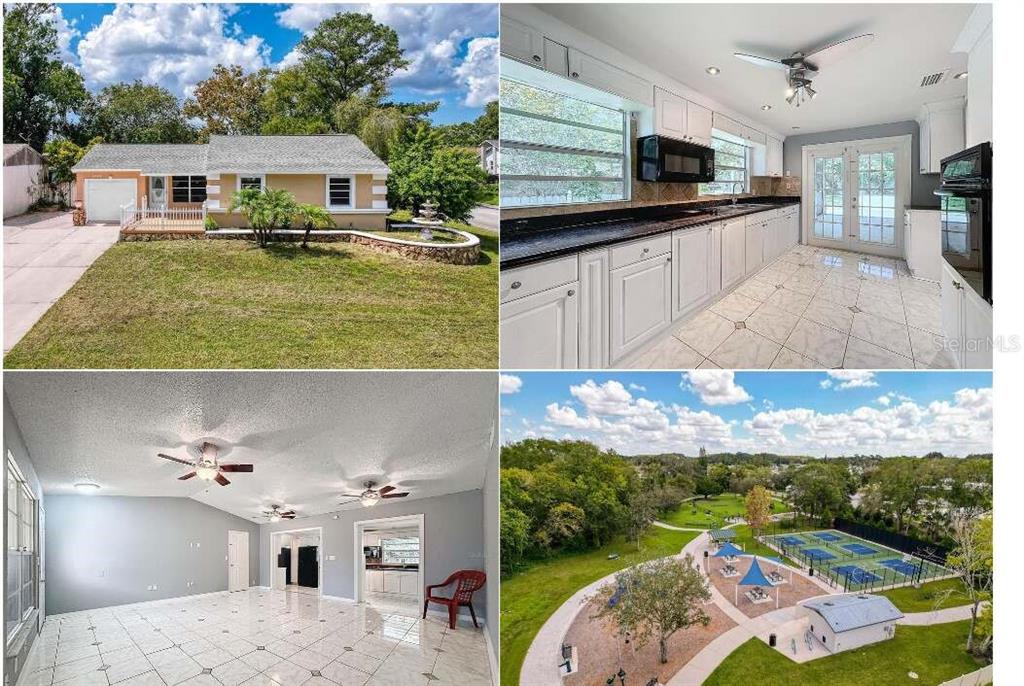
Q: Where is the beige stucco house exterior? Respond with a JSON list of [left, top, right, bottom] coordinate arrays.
[[71, 135, 390, 229]]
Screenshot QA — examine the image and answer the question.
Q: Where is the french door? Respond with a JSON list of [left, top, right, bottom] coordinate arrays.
[[803, 136, 911, 258]]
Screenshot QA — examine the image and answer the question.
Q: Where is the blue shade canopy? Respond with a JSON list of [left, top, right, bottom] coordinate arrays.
[[738, 558, 773, 587], [714, 542, 744, 557]]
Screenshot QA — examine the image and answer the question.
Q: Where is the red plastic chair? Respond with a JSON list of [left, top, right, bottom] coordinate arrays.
[[423, 570, 486, 629]]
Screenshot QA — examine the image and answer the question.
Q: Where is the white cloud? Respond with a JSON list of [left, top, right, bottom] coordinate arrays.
[[498, 374, 522, 395], [876, 395, 891, 406], [628, 383, 647, 392], [76, 4, 270, 98], [822, 370, 879, 390], [275, 3, 497, 102], [681, 371, 752, 406], [47, 6, 80, 66], [545, 403, 602, 430]]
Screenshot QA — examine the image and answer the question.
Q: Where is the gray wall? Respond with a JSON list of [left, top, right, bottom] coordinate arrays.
[[782, 120, 940, 207], [45, 495, 261, 614], [259, 489, 488, 621], [482, 444, 499, 654]]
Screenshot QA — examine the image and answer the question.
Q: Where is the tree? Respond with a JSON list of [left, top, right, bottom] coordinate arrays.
[[42, 136, 102, 206], [593, 556, 711, 664], [744, 485, 772, 538], [387, 124, 486, 221], [435, 100, 498, 148], [865, 458, 936, 534], [80, 81, 195, 143], [535, 502, 586, 550], [695, 475, 723, 499], [789, 462, 848, 524], [942, 514, 992, 654], [262, 65, 327, 128], [626, 487, 657, 550], [500, 504, 531, 575], [3, 3, 87, 150], [183, 65, 271, 140], [295, 13, 407, 106], [228, 187, 301, 247]]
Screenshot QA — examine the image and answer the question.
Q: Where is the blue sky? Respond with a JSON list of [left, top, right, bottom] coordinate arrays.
[[52, 3, 498, 124], [499, 371, 993, 458]]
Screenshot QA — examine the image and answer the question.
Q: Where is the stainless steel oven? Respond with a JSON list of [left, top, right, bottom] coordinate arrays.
[[935, 142, 991, 303], [636, 135, 716, 183]]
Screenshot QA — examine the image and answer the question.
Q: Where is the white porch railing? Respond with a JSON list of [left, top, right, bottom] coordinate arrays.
[[120, 196, 207, 230]]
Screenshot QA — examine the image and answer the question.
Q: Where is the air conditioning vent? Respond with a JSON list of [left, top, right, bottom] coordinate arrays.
[[919, 70, 949, 87]]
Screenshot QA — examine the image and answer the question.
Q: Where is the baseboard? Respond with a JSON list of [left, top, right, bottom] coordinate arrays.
[[484, 622, 499, 686], [425, 606, 486, 629]]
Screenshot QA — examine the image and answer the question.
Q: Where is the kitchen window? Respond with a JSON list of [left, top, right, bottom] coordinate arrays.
[[5, 452, 37, 645], [700, 136, 750, 195], [171, 175, 207, 203], [381, 536, 419, 565], [327, 176, 352, 208], [500, 78, 628, 207], [239, 175, 265, 192]]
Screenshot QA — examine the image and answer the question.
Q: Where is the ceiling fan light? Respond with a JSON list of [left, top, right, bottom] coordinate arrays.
[[360, 492, 380, 507], [195, 465, 218, 481], [784, 86, 795, 98], [806, 86, 818, 99], [269, 514, 281, 523]]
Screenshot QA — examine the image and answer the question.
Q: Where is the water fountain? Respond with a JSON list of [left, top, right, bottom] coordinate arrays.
[[410, 200, 444, 241]]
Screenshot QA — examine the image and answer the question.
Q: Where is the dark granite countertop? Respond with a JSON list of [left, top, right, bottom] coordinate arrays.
[[905, 204, 941, 211], [365, 564, 419, 571], [500, 197, 800, 269]]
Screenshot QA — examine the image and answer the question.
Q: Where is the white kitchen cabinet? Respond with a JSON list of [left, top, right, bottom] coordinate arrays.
[[962, 286, 993, 368], [766, 136, 784, 177], [609, 253, 672, 363], [671, 226, 712, 320], [743, 125, 766, 146], [709, 223, 723, 298], [579, 249, 610, 368], [745, 215, 765, 275], [904, 209, 941, 281], [721, 217, 746, 290], [940, 260, 963, 366], [383, 571, 401, 594], [363, 533, 380, 546], [543, 38, 569, 77], [500, 17, 545, 68], [712, 112, 744, 139], [655, 87, 687, 139], [399, 572, 418, 597], [501, 283, 579, 369], [786, 205, 801, 248], [918, 98, 965, 173], [366, 570, 384, 593], [686, 101, 713, 145], [567, 48, 653, 106]]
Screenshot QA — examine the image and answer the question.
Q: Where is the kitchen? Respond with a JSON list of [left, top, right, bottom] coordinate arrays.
[[360, 520, 422, 612], [498, 3, 992, 370]]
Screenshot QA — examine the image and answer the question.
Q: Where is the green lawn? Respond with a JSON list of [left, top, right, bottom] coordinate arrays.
[[5, 227, 497, 369], [500, 527, 699, 686], [476, 183, 498, 206], [704, 621, 983, 686], [880, 577, 968, 613], [661, 494, 749, 529]]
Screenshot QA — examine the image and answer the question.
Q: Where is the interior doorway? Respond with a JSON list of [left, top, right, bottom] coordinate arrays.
[[269, 527, 322, 596], [227, 530, 249, 592], [353, 514, 424, 615], [801, 134, 911, 258]]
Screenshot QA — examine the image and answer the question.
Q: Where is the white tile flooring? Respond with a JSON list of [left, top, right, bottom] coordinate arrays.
[[627, 244, 957, 369], [20, 589, 492, 686]]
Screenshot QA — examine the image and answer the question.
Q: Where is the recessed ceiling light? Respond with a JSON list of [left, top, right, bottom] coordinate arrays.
[[705, 66, 720, 76], [75, 483, 100, 494], [954, 71, 968, 80], [761, 105, 772, 111]]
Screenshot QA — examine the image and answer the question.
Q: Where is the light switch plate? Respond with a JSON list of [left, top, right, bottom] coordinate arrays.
[[328, 555, 336, 561]]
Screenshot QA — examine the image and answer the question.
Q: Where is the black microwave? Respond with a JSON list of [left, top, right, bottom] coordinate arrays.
[[637, 135, 716, 183]]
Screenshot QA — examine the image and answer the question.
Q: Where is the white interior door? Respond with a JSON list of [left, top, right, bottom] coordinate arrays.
[[228, 530, 249, 592], [804, 136, 910, 258]]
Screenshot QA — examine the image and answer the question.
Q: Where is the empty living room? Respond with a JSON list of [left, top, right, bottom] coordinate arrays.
[[3, 371, 499, 686]]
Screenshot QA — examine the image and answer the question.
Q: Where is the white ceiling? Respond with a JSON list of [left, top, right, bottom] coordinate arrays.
[[539, 3, 974, 134], [5, 372, 497, 523]]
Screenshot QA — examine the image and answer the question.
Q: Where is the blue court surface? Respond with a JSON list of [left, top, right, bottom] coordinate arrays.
[[813, 532, 842, 542], [779, 536, 806, 547], [803, 547, 836, 561], [835, 565, 881, 584], [879, 559, 919, 576], [843, 543, 878, 555]]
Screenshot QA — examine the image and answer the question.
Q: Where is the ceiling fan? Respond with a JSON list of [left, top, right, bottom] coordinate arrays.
[[734, 33, 874, 107], [158, 441, 253, 486], [263, 505, 296, 522], [339, 481, 410, 508]]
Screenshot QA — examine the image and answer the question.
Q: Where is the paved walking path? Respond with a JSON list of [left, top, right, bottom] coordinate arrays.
[[898, 603, 976, 625], [3, 212, 119, 351]]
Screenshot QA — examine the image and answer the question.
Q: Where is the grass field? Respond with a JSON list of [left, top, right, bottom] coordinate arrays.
[[880, 577, 969, 613], [661, 494, 749, 529], [4, 224, 497, 369], [761, 529, 950, 592], [704, 621, 983, 686], [500, 526, 699, 686]]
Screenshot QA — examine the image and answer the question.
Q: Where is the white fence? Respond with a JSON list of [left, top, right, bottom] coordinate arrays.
[[120, 198, 207, 230], [938, 664, 993, 686], [3, 164, 44, 218]]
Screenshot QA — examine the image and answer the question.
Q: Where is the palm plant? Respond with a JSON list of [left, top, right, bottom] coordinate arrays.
[[229, 187, 300, 247], [296, 203, 334, 248]]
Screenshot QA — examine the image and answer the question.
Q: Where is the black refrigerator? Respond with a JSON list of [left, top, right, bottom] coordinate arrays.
[[278, 548, 291, 585], [298, 546, 319, 588]]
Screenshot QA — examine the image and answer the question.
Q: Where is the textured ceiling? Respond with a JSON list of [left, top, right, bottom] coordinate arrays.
[[5, 372, 497, 522], [537, 3, 973, 135]]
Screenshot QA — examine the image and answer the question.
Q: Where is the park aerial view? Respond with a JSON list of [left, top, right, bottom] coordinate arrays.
[[499, 370, 993, 686]]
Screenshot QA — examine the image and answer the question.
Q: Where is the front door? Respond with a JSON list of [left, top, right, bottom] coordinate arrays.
[[228, 530, 249, 592], [148, 176, 167, 209], [805, 137, 910, 258]]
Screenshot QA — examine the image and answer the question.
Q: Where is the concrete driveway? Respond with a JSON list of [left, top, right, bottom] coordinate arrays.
[[4, 212, 120, 352], [469, 204, 499, 232]]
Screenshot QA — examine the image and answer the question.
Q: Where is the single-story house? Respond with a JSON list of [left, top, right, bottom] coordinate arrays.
[[801, 594, 903, 653], [71, 135, 390, 229], [4, 143, 45, 218], [478, 139, 498, 176]]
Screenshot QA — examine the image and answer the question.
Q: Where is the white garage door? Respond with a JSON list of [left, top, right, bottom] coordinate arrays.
[[85, 179, 136, 222]]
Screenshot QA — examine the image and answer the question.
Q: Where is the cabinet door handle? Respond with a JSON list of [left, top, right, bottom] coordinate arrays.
[[666, 256, 672, 262], [953, 280, 963, 290], [510, 281, 522, 289], [567, 289, 576, 297], [532, 54, 541, 62]]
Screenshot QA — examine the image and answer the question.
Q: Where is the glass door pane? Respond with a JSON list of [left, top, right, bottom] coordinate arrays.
[[813, 155, 844, 240], [855, 151, 897, 245]]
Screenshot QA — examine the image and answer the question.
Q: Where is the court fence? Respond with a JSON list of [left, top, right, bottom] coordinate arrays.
[[833, 517, 951, 562]]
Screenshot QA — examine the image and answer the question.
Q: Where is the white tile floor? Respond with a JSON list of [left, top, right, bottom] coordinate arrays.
[[20, 589, 492, 686], [627, 244, 958, 369]]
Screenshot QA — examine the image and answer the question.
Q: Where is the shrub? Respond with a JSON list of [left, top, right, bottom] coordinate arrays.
[[203, 215, 218, 231]]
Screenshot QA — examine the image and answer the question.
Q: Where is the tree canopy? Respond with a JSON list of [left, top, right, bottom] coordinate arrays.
[[79, 81, 195, 144]]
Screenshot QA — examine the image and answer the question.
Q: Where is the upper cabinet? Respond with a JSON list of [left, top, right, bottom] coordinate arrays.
[[654, 88, 711, 144], [766, 136, 784, 177], [567, 48, 653, 106], [712, 112, 765, 147], [918, 98, 965, 174], [500, 17, 545, 67]]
